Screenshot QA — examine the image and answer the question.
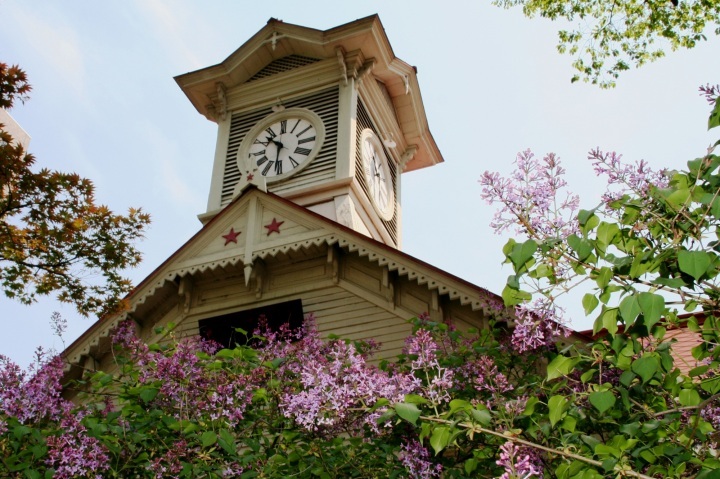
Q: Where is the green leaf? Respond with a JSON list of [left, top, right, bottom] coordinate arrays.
[[568, 235, 593, 261], [594, 267, 613, 289], [618, 295, 641, 326], [448, 399, 471, 415], [200, 431, 217, 448], [218, 429, 236, 456], [580, 213, 600, 236], [712, 197, 720, 220], [509, 239, 537, 272], [589, 390, 616, 414], [595, 444, 621, 459], [596, 222, 620, 250], [548, 395, 569, 427], [547, 355, 578, 381], [583, 293, 599, 315], [678, 250, 712, 281], [561, 415, 577, 432], [709, 97, 720, 130], [628, 251, 651, 278], [403, 394, 428, 405], [701, 376, 720, 395], [501, 284, 531, 306], [665, 188, 691, 209], [578, 208, 596, 226], [597, 307, 619, 335], [696, 469, 720, 479], [464, 458, 479, 475], [395, 402, 421, 426], [652, 276, 686, 289], [471, 408, 492, 426], [631, 355, 659, 383], [430, 426, 452, 455], [139, 387, 159, 404], [523, 396, 539, 416], [637, 292, 665, 329], [679, 388, 701, 406], [182, 422, 200, 434]]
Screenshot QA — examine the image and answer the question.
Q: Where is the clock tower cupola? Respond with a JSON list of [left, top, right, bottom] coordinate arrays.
[[175, 15, 442, 249]]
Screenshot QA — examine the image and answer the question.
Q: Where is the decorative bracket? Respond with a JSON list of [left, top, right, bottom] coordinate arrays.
[[215, 82, 228, 121], [83, 355, 99, 373], [244, 262, 253, 287], [431, 290, 440, 312], [327, 245, 340, 284], [336, 47, 348, 86], [354, 59, 375, 89], [178, 276, 193, 314], [400, 145, 418, 170], [205, 104, 217, 121], [383, 267, 395, 305], [244, 259, 266, 298]]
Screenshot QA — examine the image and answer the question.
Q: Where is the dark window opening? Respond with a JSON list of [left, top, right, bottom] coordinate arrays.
[[199, 299, 304, 349]]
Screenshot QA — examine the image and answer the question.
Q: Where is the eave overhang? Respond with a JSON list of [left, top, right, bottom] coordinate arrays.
[[174, 15, 441, 172], [62, 187, 506, 372]]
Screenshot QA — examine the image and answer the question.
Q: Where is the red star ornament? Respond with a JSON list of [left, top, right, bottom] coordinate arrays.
[[264, 217, 284, 235], [222, 227, 241, 245]]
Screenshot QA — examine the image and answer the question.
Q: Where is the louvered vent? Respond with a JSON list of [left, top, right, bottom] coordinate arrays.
[[247, 55, 320, 82], [355, 100, 399, 244], [221, 87, 339, 206]]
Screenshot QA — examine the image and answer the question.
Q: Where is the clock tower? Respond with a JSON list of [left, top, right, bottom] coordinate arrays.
[[175, 15, 442, 249], [61, 16, 512, 387]]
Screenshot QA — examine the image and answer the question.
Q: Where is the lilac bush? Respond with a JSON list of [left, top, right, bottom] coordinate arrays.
[[3, 88, 720, 479]]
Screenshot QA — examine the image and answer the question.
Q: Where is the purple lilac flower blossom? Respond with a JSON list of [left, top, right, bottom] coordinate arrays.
[[111, 320, 254, 427], [281, 339, 416, 432], [588, 149, 668, 206], [45, 411, 110, 479], [460, 355, 513, 396], [511, 300, 569, 353], [699, 84, 720, 104], [480, 150, 579, 238], [496, 440, 543, 479], [398, 439, 443, 479], [50, 311, 67, 339], [0, 352, 67, 423], [146, 439, 186, 479], [404, 329, 455, 406]]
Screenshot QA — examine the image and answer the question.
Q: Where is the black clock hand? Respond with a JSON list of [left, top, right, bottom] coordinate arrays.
[[269, 138, 284, 163]]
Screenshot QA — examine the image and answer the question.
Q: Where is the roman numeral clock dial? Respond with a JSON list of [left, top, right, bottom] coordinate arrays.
[[360, 129, 394, 221], [237, 108, 325, 185]]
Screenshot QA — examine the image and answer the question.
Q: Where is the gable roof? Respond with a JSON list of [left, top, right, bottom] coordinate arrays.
[[174, 15, 441, 172], [62, 186, 508, 370]]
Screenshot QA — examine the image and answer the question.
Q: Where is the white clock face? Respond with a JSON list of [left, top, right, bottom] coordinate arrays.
[[360, 129, 394, 220], [249, 118, 316, 177], [237, 108, 325, 183]]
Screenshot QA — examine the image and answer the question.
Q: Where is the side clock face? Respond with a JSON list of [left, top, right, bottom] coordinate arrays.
[[238, 108, 325, 182], [360, 129, 394, 220]]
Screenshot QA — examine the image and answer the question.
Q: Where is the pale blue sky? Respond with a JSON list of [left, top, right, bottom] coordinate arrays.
[[1, 1, 718, 367]]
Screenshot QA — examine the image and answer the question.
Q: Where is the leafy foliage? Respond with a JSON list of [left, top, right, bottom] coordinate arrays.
[[478, 86, 720, 476], [4, 69, 720, 479], [493, 0, 720, 87], [3, 306, 720, 478], [0, 64, 149, 315]]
